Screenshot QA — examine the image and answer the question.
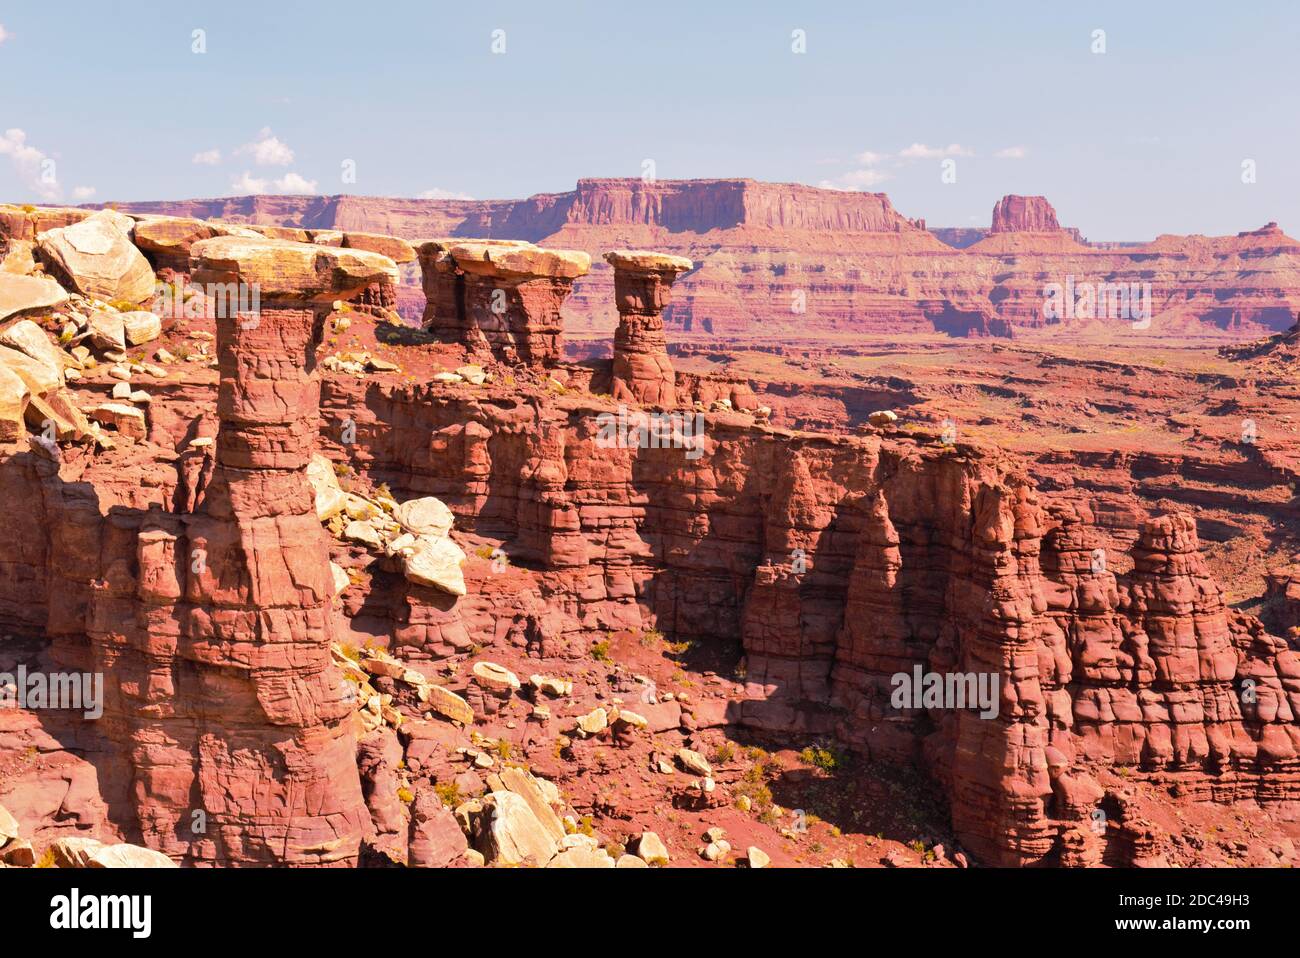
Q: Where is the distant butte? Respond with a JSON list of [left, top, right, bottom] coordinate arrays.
[[103, 179, 1300, 339]]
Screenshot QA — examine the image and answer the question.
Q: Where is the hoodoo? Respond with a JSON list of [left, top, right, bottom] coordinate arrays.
[[416, 239, 589, 365], [0, 196, 1296, 871], [605, 249, 693, 407]]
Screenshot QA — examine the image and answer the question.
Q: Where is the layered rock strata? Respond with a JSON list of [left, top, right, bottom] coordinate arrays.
[[417, 239, 589, 365], [0, 236, 397, 864], [117, 181, 1300, 337], [328, 377, 1300, 866], [0, 199, 1296, 868], [605, 249, 692, 407]]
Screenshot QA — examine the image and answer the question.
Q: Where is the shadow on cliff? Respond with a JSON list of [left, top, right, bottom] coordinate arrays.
[[16, 451, 213, 859], [760, 754, 956, 853], [11, 456, 152, 847]]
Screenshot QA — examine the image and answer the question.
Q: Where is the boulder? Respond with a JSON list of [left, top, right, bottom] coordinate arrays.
[[449, 243, 591, 280], [49, 836, 106, 868], [0, 273, 68, 321], [121, 311, 162, 346], [0, 804, 18, 846], [495, 767, 565, 842], [1, 840, 35, 866], [479, 791, 558, 866], [0, 344, 61, 394], [28, 390, 93, 441], [603, 249, 694, 273], [0, 319, 74, 373], [747, 846, 771, 868], [37, 210, 155, 303], [131, 215, 219, 266], [675, 747, 713, 776], [343, 520, 384, 549], [0, 239, 37, 275], [306, 454, 348, 521], [89, 402, 147, 440], [529, 675, 573, 698], [575, 707, 608, 736], [86, 844, 178, 868], [330, 562, 351, 597], [545, 846, 615, 867], [408, 790, 469, 867], [393, 496, 455, 538], [87, 311, 127, 351], [423, 684, 474, 725], [403, 535, 467, 596], [0, 364, 30, 440], [472, 661, 521, 693], [633, 831, 670, 865]]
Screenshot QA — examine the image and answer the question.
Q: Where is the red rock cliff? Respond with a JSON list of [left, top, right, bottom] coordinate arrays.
[[990, 194, 1063, 233]]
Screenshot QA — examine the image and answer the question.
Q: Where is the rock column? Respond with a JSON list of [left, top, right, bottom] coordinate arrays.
[[170, 236, 398, 864], [418, 240, 590, 366], [416, 239, 471, 345], [605, 250, 693, 408]]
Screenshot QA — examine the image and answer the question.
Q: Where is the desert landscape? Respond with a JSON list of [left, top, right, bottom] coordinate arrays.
[[0, 177, 1297, 877], [0, 14, 1297, 931]]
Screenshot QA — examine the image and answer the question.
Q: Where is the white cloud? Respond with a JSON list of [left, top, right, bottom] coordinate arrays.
[[230, 170, 317, 195], [817, 141, 979, 191], [0, 128, 60, 201], [192, 148, 222, 166], [818, 168, 892, 191], [230, 171, 268, 194], [898, 142, 973, 159], [235, 127, 294, 166], [0, 24, 11, 44], [418, 187, 474, 200], [994, 146, 1027, 159], [273, 172, 317, 194], [72, 186, 96, 200]]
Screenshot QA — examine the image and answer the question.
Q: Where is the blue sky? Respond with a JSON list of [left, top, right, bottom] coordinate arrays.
[[1, 1, 1296, 239]]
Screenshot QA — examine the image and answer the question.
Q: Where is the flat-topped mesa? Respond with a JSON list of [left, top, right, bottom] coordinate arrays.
[[416, 239, 589, 366], [604, 249, 693, 408]]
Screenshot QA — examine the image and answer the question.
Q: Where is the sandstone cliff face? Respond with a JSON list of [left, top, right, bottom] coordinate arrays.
[[111, 181, 1300, 339], [990, 194, 1062, 233], [0, 238, 390, 865], [3, 202, 1298, 869], [325, 375, 1299, 866]]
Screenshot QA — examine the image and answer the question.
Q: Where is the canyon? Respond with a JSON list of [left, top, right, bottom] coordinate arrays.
[[0, 186, 1295, 871], [117, 180, 1300, 341]]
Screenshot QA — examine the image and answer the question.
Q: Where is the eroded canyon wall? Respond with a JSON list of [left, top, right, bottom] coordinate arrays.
[[112, 180, 1300, 338], [320, 375, 1300, 865]]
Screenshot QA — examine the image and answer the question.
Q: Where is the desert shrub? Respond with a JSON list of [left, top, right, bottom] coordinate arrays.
[[433, 781, 461, 808]]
